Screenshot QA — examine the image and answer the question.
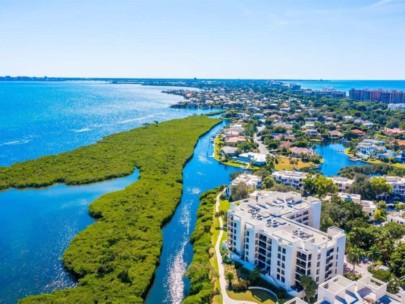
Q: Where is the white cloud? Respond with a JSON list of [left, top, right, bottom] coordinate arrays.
[[369, 0, 393, 8]]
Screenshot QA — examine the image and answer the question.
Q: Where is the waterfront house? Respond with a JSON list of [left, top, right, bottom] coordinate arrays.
[[237, 152, 267, 166], [328, 130, 343, 139], [221, 146, 238, 157], [356, 139, 386, 159], [224, 136, 247, 146], [290, 147, 314, 157]]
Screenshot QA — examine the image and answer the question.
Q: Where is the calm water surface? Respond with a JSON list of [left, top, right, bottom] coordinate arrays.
[[315, 143, 365, 176], [145, 121, 244, 304], [0, 81, 214, 303], [0, 170, 139, 304], [0, 81, 209, 166]]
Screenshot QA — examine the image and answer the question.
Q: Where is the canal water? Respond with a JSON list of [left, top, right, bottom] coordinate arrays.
[[145, 121, 244, 304], [0, 170, 139, 304], [315, 143, 365, 176]]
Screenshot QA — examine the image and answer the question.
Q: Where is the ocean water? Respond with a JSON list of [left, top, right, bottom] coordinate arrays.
[[0, 81, 210, 166], [292, 80, 405, 93], [0, 81, 213, 303]]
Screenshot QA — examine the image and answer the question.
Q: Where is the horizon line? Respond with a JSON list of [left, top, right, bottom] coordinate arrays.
[[1, 76, 405, 81]]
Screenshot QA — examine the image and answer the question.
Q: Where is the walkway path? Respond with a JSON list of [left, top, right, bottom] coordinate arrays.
[[344, 256, 371, 276], [215, 192, 256, 304]]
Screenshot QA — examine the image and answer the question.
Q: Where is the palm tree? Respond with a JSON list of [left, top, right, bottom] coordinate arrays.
[[347, 248, 363, 273], [367, 246, 380, 263], [226, 272, 234, 289]]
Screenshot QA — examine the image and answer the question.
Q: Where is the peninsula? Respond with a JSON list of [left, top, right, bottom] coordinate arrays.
[[0, 116, 219, 303]]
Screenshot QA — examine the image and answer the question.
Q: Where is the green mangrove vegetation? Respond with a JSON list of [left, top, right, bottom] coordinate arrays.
[[183, 188, 220, 304], [0, 116, 220, 303]]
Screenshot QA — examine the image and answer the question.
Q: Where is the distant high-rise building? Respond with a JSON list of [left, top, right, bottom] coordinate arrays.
[[349, 88, 405, 104]]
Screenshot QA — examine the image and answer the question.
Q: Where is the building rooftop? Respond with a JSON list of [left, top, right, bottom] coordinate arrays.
[[331, 176, 353, 183], [230, 191, 341, 248], [315, 275, 404, 304], [272, 170, 308, 178], [231, 173, 262, 188]]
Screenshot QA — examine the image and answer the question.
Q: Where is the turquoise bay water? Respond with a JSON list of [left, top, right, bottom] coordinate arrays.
[[0, 81, 209, 166], [0, 81, 214, 303], [292, 80, 405, 93], [0, 170, 139, 304]]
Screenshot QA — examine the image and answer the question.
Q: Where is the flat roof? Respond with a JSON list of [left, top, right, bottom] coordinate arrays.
[[230, 191, 335, 247]]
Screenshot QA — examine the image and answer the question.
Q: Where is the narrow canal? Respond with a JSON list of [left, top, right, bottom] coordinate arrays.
[[145, 121, 244, 304], [0, 170, 139, 304]]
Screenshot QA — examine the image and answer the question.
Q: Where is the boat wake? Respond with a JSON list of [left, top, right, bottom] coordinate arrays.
[[165, 200, 192, 303], [0, 139, 31, 146], [71, 127, 92, 133]]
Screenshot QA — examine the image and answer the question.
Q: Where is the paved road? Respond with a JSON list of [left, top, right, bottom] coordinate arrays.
[[215, 192, 257, 304], [254, 126, 269, 155]]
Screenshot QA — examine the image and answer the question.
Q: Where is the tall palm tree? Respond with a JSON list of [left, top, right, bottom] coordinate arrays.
[[347, 248, 363, 273]]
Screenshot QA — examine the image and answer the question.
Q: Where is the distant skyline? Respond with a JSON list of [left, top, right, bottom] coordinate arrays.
[[1, 0, 404, 79]]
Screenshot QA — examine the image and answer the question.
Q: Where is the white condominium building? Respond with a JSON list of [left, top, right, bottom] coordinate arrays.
[[227, 191, 346, 294], [330, 177, 354, 192], [272, 171, 308, 190], [384, 176, 405, 198], [272, 171, 354, 193], [231, 173, 262, 189], [387, 211, 405, 225], [227, 173, 262, 197], [286, 275, 405, 304]]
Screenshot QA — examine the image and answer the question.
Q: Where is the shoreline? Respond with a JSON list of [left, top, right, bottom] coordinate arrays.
[[5, 116, 220, 303], [343, 148, 405, 169]]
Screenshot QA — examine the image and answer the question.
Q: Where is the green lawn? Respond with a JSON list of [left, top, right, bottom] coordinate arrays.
[[275, 155, 316, 171], [228, 289, 277, 304]]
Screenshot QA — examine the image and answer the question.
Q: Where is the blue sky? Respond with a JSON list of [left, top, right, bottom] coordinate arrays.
[[0, 0, 404, 79]]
